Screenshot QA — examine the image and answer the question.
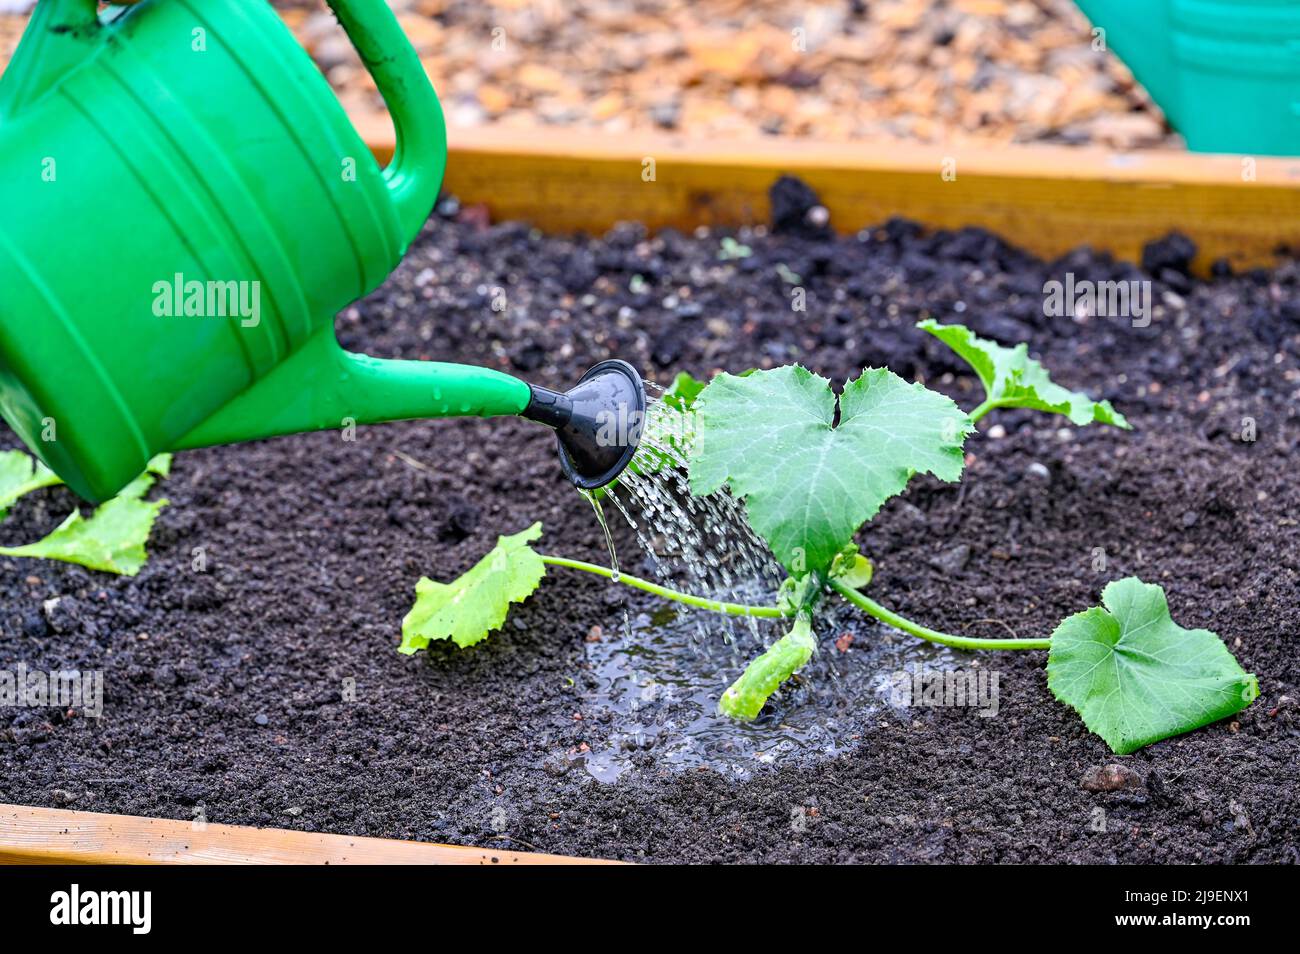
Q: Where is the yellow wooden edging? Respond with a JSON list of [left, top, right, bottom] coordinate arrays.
[[0, 804, 615, 865], [359, 121, 1300, 274]]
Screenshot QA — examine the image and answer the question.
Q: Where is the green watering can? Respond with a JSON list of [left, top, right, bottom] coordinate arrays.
[[1076, 0, 1300, 156], [0, 0, 644, 502]]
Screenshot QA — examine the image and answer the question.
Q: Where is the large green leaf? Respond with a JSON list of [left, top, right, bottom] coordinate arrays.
[[400, 522, 546, 652], [0, 450, 61, 519], [690, 366, 972, 573], [719, 617, 816, 720], [918, 319, 1128, 427], [1047, 578, 1258, 754]]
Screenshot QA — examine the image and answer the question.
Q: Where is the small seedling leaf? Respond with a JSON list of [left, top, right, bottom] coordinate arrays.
[[717, 237, 753, 261], [0, 454, 173, 575], [1047, 577, 1258, 754], [400, 522, 546, 652], [0, 450, 61, 519], [776, 574, 823, 617], [830, 547, 873, 589], [918, 319, 1128, 427], [0, 482, 168, 576], [719, 617, 816, 720], [663, 371, 705, 412], [690, 366, 972, 573], [624, 371, 706, 482]]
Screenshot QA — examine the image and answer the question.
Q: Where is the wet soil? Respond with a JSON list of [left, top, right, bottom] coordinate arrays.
[[2, 196, 1298, 863]]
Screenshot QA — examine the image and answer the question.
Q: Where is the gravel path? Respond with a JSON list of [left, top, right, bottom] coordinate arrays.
[[0, 0, 1177, 150]]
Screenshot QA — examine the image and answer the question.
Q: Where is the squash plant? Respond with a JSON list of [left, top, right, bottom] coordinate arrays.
[[399, 322, 1258, 754]]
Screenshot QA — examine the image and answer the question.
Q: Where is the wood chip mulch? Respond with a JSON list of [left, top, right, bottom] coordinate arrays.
[[0, 0, 1177, 149]]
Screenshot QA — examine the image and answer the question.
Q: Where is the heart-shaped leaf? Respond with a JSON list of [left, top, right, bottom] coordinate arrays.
[[689, 366, 972, 573], [919, 319, 1128, 427], [1047, 578, 1258, 754], [400, 523, 546, 652]]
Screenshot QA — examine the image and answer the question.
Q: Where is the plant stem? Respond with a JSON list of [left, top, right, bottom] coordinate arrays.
[[830, 579, 1051, 651], [968, 398, 1003, 424], [540, 555, 785, 618]]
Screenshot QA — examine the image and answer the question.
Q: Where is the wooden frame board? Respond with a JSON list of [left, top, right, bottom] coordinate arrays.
[[358, 121, 1300, 274], [0, 804, 615, 865]]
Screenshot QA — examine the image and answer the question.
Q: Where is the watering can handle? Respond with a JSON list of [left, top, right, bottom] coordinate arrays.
[[21, 0, 444, 248], [327, 0, 447, 246]]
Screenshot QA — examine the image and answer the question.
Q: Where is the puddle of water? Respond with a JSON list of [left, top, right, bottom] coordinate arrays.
[[572, 396, 955, 782], [577, 603, 953, 783]]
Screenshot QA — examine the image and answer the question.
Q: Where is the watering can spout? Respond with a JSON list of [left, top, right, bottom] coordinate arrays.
[[520, 360, 646, 490], [174, 330, 646, 491]]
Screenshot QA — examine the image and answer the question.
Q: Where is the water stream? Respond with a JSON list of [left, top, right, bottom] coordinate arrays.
[[572, 395, 953, 782], [581, 489, 620, 583]]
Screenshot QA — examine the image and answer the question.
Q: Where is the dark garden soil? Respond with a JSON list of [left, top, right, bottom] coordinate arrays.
[[2, 190, 1298, 863]]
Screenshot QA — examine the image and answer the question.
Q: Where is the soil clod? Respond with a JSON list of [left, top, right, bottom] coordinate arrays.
[[1081, 763, 1146, 793]]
